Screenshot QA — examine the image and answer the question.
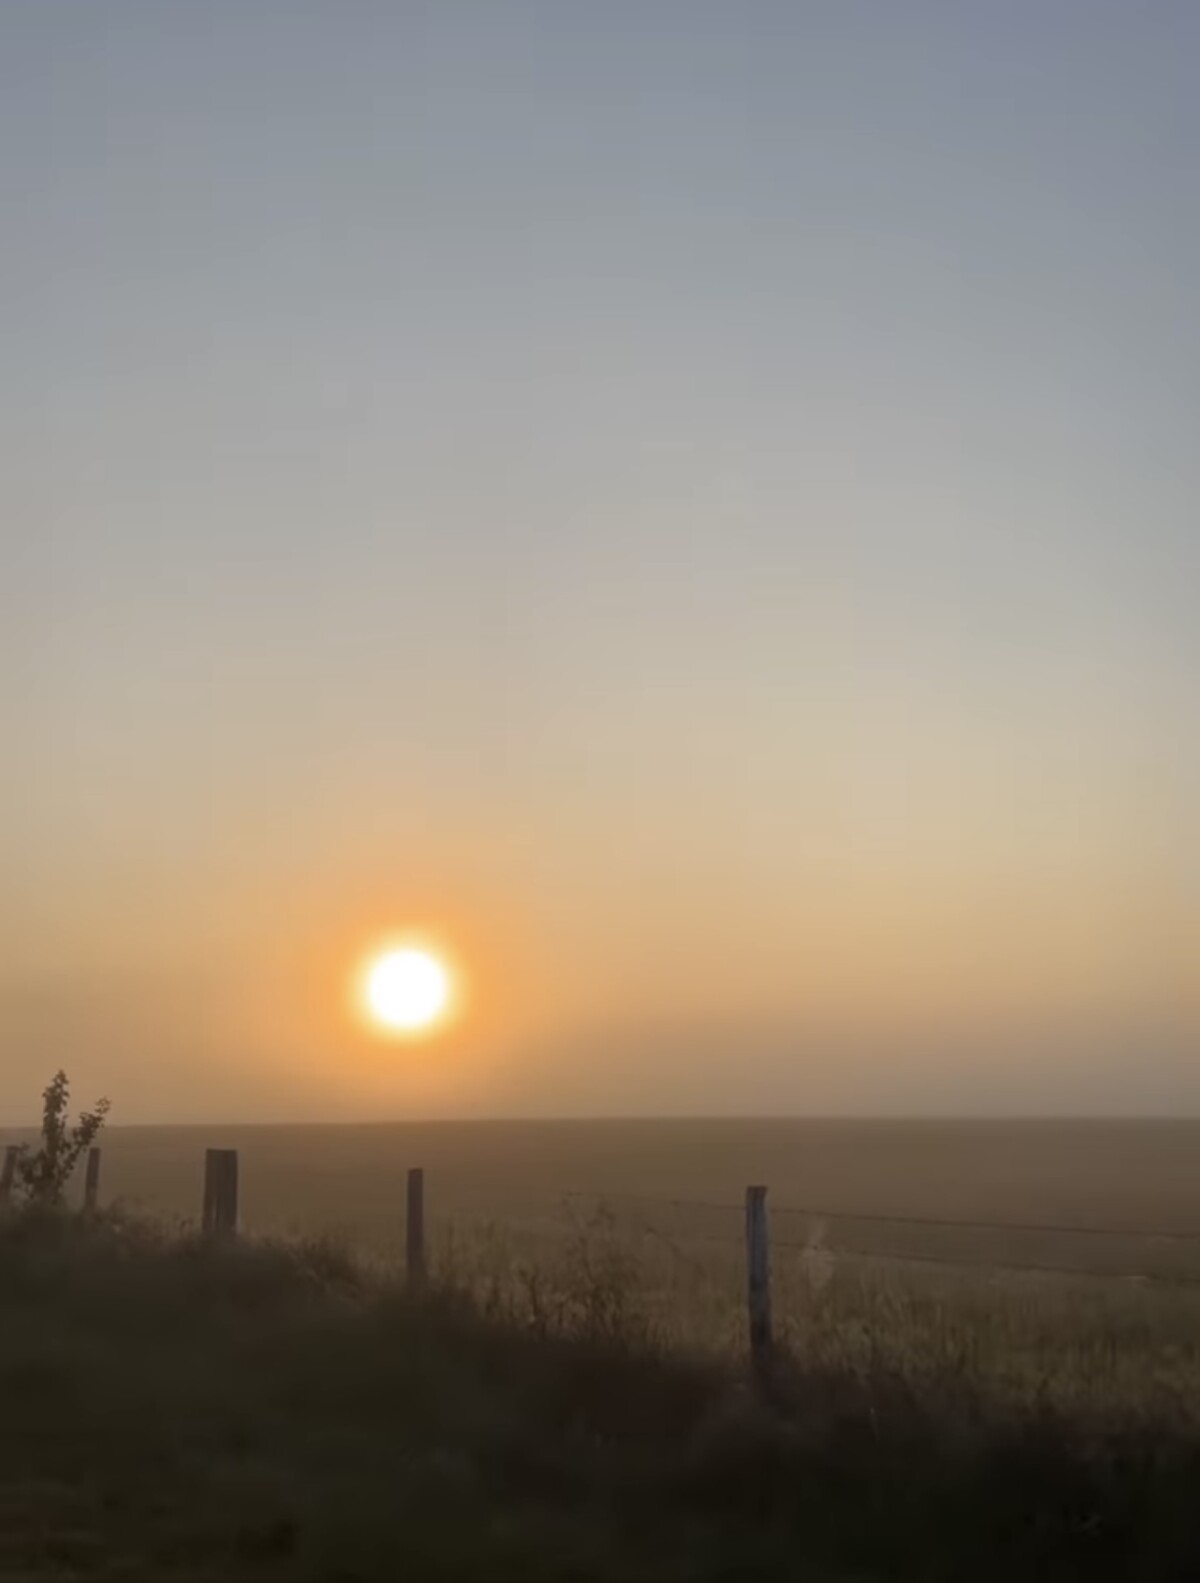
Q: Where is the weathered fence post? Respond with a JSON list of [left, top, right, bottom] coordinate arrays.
[[406, 1167, 426, 1286], [84, 1147, 102, 1212], [745, 1184, 773, 1377], [202, 1148, 239, 1237], [0, 1145, 19, 1204]]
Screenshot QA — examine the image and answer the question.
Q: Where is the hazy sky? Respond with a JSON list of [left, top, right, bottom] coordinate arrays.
[[3, 2, 1196, 1121]]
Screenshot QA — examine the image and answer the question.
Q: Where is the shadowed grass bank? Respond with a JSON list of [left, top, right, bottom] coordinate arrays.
[[1, 1209, 1198, 1581]]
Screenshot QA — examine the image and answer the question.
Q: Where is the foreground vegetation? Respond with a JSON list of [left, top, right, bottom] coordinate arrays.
[[2, 1209, 1200, 1581]]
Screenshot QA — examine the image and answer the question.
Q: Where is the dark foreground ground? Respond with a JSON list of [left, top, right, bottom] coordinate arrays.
[[2, 1210, 1199, 1582]]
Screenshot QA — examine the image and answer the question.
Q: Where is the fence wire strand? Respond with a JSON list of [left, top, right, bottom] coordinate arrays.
[[556, 1188, 1200, 1286], [562, 1188, 1200, 1247]]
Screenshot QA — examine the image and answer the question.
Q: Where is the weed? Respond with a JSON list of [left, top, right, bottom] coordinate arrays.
[[5, 1070, 109, 1209]]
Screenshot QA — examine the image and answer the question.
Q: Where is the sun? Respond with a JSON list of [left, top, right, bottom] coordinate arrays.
[[364, 947, 451, 1035]]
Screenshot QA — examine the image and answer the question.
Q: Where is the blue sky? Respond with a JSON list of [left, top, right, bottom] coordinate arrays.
[[2, 3, 1196, 1118]]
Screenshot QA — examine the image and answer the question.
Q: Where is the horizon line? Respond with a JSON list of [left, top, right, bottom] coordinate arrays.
[[4, 1112, 1200, 1132]]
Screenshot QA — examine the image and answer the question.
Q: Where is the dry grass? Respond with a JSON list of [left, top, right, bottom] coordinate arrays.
[[421, 1197, 1200, 1425]]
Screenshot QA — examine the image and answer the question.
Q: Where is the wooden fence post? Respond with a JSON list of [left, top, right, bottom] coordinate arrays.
[[745, 1184, 773, 1377], [84, 1147, 102, 1212], [406, 1167, 426, 1286], [0, 1145, 19, 1204], [202, 1148, 239, 1237]]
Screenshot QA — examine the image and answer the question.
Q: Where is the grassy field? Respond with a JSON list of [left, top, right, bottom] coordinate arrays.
[[4, 1204, 1200, 1582], [10, 1117, 1200, 1371]]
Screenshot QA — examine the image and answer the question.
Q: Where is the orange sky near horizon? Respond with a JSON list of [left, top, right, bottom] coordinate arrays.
[[3, 737, 1193, 1122]]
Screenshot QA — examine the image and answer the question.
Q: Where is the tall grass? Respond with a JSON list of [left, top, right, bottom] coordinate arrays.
[[425, 1199, 1200, 1428]]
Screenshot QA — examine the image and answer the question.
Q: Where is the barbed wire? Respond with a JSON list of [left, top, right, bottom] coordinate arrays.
[[463, 1203, 1200, 1288], [560, 1188, 1200, 1247]]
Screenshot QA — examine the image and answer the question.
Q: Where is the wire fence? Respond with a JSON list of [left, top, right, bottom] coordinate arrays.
[[12, 1143, 1200, 1403], [561, 1186, 1200, 1243], [10, 1138, 1200, 1295], [551, 1187, 1200, 1289]]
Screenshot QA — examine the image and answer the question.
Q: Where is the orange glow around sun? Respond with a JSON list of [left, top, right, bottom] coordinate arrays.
[[355, 938, 461, 1039]]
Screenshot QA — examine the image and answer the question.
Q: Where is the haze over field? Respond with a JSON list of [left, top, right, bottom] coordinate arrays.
[[2, 3, 1196, 1122]]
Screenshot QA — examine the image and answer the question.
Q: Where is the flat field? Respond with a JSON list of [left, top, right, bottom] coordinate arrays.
[[7, 1117, 1200, 1397], [49, 1118, 1200, 1243]]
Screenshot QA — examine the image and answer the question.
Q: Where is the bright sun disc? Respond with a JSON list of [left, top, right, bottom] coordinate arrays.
[[365, 948, 450, 1033]]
